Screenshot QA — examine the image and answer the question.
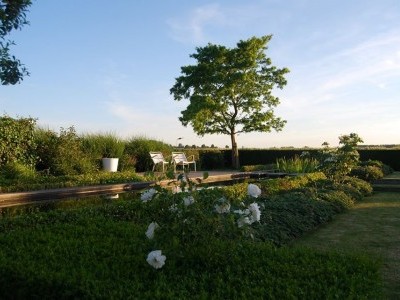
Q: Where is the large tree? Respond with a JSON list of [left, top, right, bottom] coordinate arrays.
[[170, 35, 289, 168], [0, 0, 31, 85]]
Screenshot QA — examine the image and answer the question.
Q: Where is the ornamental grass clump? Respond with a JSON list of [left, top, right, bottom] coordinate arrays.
[[276, 154, 319, 173]]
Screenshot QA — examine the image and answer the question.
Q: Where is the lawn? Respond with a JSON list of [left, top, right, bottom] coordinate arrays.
[[293, 191, 400, 299]]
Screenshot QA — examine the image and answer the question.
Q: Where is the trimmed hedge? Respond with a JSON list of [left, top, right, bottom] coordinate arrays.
[[193, 149, 400, 171]]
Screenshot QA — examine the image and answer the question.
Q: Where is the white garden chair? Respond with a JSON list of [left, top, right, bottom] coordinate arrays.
[[172, 152, 196, 172], [149, 152, 170, 172]]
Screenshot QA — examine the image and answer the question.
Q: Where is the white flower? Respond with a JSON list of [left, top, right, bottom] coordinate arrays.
[[183, 195, 195, 206], [248, 202, 261, 223], [145, 222, 159, 239], [247, 184, 261, 198], [237, 216, 251, 228], [215, 202, 231, 214], [146, 250, 166, 269], [234, 209, 250, 215], [140, 188, 157, 202]]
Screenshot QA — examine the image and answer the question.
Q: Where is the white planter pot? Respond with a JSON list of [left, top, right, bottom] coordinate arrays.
[[102, 158, 119, 172]]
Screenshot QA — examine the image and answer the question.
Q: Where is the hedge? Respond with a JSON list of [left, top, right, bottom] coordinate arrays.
[[193, 149, 399, 171]]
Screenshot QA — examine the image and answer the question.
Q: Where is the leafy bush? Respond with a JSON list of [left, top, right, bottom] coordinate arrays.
[[34, 127, 59, 172], [342, 176, 373, 196], [316, 133, 363, 182], [350, 165, 384, 182], [317, 190, 355, 212], [0, 115, 37, 167], [259, 172, 326, 196]]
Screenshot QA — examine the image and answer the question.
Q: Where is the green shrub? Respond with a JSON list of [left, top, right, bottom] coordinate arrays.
[[257, 192, 337, 245], [220, 182, 249, 204], [342, 176, 373, 196], [259, 172, 326, 196], [317, 190, 355, 212], [350, 165, 384, 182], [34, 127, 97, 176], [0, 115, 37, 167], [34, 127, 58, 172]]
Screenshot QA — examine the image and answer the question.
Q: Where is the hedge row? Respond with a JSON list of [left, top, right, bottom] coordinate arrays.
[[195, 149, 400, 170]]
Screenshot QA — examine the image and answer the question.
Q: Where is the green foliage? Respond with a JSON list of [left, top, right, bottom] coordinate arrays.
[[0, 115, 37, 167], [342, 176, 373, 196], [0, 182, 383, 299], [358, 149, 400, 171], [317, 133, 363, 182], [45, 127, 96, 176], [125, 136, 173, 172], [34, 127, 59, 171], [170, 35, 289, 168], [0, 170, 147, 193], [0, 0, 32, 85], [198, 150, 225, 169], [257, 192, 338, 244], [81, 132, 125, 158], [350, 165, 384, 182], [240, 164, 276, 172], [275, 154, 319, 173], [259, 172, 326, 196], [0, 161, 36, 180]]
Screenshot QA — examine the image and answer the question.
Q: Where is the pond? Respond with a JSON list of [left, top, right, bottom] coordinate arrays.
[[0, 191, 141, 218]]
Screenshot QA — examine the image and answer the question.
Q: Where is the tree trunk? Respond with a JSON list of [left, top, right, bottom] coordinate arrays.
[[230, 133, 240, 169]]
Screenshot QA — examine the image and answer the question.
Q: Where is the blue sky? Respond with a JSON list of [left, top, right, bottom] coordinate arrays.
[[2, 0, 399, 148]]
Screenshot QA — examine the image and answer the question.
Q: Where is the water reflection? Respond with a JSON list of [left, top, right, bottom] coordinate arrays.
[[0, 191, 140, 218]]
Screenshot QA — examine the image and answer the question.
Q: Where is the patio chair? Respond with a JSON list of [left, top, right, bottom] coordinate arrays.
[[172, 152, 196, 172], [149, 152, 170, 172]]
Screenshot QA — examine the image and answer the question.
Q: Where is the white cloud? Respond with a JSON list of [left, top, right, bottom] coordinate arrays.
[[167, 4, 225, 45]]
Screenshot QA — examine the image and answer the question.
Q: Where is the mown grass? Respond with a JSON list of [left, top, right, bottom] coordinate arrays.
[[293, 191, 400, 299]]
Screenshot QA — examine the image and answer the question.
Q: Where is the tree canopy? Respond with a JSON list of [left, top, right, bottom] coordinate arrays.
[[0, 0, 31, 85], [170, 35, 289, 168]]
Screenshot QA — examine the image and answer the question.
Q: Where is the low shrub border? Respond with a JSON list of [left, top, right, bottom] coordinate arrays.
[[0, 173, 381, 298]]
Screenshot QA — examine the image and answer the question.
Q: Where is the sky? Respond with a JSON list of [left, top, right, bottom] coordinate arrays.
[[1, 0, 399, 148]]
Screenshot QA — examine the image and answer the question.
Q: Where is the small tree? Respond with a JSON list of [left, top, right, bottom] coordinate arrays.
[[318, 133, 363, 182], [1, 0, 32, 85], [170, 35, 289, 168]]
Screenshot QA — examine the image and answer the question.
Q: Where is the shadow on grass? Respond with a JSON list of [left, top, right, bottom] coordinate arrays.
[[292, 192, 400, 299]]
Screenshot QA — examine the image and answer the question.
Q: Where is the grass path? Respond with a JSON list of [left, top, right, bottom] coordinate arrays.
[[292, 191, 400, 299]]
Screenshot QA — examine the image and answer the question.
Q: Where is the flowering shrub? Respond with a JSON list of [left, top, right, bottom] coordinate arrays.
[[146, 250, 166, 269], [317, 133, 363, 182], [140, 177, 263, 269]]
